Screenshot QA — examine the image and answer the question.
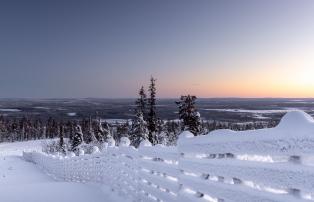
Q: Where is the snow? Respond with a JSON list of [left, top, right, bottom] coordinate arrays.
[[0, 108, 21, 112], [0, 140, 43, 156], [178, 111, 314, 201], [101, 119, 129, 124], [0, 156, 51, 185], [120, 136, 131, 146], [0, 182, 120, 202], [204, 108, 296, 114], [107, 137, 116, 147], [2, 110, 314, 202], [252, 114, 271, 119], [67, 112, 77, 116], [277, 110, 314, 130], [0, 141, 126, 202], [139, 139, 152, 147], [179, 110, 314, 155], [33, 106, 50, 110]]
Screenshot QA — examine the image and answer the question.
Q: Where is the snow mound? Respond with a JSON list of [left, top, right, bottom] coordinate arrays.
[[107, 138, 116, 147], [179, 131, 194, 139], [277, 110, 314, 130], [120, 137, 130, 147], [139, 139, 152, 147], [210, 129, 235, 136]]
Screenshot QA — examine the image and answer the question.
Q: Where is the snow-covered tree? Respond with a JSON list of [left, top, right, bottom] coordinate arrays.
[[103, 122, 112, 141], [115, 122, 129, 144], [147, 76, 158, 144], [176, 95, 202, 135], [93, 119, 112, 144], [58, 124, 66, 154], [129, 112, 149, 148], [85, 116, 97, 144], [135, 86, 147, 119], [163, 120, 180, 146], [155, 119, 167, 145], [95, 121, 104, 143], [156, 131, 167, 145], [71, 125, 84, 152]]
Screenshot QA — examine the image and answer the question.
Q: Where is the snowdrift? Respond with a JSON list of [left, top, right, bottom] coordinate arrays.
[[24, 110, 314, 202]]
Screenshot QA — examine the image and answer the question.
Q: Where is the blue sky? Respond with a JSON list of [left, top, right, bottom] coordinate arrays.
[[1, 0, 314, 98]]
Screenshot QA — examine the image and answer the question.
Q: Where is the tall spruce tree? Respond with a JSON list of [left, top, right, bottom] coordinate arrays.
[[147, 76, 158, 144], [176, 95, 201, 136]]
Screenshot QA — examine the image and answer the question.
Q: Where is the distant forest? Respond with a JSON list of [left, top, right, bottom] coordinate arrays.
[[0, 77, 279, 147]]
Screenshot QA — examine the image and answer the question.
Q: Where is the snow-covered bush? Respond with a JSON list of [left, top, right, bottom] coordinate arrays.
[[80, 144, 100, 155], [42, 139, 70, 155], [78, 148, 85, 156], [120, 137, 130, 147], [139, 139, 152, 147], [67, 151, 76, 157], [107, 137, 116, 147]]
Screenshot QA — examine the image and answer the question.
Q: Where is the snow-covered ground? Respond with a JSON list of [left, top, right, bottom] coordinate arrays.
[[0, 141, 125, 202], [2, 110, 314, 202], [0, 108, 21, 112], [0, 140, 43, 156], [204, 108, 297, 114]]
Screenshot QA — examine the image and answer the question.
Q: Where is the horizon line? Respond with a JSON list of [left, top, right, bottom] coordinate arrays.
[[0, 97, 313, 100]]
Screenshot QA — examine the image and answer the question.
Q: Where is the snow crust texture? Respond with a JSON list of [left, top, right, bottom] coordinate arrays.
[[24, 111, 314, 202]]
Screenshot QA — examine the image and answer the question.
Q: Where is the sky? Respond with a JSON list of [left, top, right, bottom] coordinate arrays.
[[0, 0, 314, 98]]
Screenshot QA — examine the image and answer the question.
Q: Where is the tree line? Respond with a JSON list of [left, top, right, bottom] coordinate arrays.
[[0, 77, 279, 150]]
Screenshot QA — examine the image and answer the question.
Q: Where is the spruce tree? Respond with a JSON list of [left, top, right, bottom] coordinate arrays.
[[130, 112, 149, 148], [71, 124, 84, 152], [176, 95, 202, 135], [102, 122, 112, 142], [147, 76, 158, 144], [95, 121, 105, 143], [135, 86, 147, 119], [88, 116, 97, 144], [58, 123, 66, 154]]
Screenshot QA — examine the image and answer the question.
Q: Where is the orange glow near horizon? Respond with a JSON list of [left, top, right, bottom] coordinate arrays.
[[158, 57, 314, 98]]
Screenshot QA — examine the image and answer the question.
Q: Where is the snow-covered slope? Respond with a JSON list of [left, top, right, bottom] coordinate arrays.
[[0, 140, 126, 202], [179, 110, 314, 156], [178, 110, 314, 201], [0, 140, 43, 156]]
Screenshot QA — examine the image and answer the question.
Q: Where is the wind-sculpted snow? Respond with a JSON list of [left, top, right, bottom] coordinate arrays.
[[23, 144, 180, 202], [24, 111, 314, 202], [178, 110, 314, 202], [179, 111, 314, 156]]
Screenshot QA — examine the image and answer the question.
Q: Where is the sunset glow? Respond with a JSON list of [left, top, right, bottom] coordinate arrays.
[[0, 0, 314, 98]]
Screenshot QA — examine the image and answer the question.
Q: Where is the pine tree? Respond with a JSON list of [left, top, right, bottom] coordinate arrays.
[[115, 122, 129, 143], [87, 116, 97, 144], [135, 86, 147, 119], [147, 76, 158, 144], [176, 95, 202, 135], [129, 112, 149, 148], [102, 122, 112, 142], [58, 123, 66, 154], [94, 120, 111, 143], [165, 120, 179, 146], [71, 124, 84, 152]]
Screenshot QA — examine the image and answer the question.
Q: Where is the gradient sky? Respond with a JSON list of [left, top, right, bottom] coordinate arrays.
[[1, 0, 314, 98]]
